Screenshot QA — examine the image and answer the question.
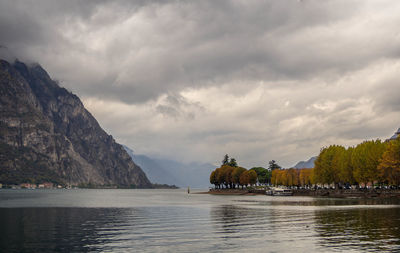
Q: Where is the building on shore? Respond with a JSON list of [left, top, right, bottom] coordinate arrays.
[[20, 183, 37, 189]]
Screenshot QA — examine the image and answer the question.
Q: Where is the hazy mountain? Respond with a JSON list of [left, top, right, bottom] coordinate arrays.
[[293, 156, 317, 169], [389, 128, 400, 141], [123, 146, 182, 186], [0, 59, 151, 187], [123, 146, 214, 188]]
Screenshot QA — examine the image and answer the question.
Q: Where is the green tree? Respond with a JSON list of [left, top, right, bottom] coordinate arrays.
[[228, 158, 238, 167], [250, 167, 269, 185], [268, 160, 281, 171], [222, 154, 229, 165]]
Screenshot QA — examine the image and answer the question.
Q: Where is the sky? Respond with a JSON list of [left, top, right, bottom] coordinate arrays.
[[1, 0, 400, 168]]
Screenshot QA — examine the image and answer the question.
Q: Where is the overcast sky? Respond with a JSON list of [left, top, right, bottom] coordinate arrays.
[[1, 0, 400, 168]]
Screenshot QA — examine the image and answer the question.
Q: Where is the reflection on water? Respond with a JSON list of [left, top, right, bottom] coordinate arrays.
[[0, 208, 132, 252], [1, 189, 400, 252], [210, 205, 318, 252], [235, 197, 400, 207], [315, 208, 400, 252]]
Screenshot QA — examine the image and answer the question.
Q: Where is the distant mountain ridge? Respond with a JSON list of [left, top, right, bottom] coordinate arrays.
[[293, 156, 317, 169], [123, 145, 214, 188], [389, 128, 400, 141], [0, 59, 151, 187], [123, 146, 183, 186], [292, 127, 400, 170]]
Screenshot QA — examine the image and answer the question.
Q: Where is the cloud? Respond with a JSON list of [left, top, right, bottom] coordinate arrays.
[[1, 0, 400, 167]]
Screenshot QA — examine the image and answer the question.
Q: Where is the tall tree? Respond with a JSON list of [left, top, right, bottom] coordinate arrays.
[[222, 154, 229, 165], [250, 167, 269, 185], [224, 165, 235, 188], [268, 160, 281, 171], [232, 167, 247, 188], [299, 168, 313, 187], [338, 147, 355, 185], [239, 170, 250, 188], [248, 170, 258, 186], [314, 145, 342, 185], [210, 171, 217, 188], [378, 137, 400, 186], [228, 158, 238, 167], [352, 140, 386, 186]]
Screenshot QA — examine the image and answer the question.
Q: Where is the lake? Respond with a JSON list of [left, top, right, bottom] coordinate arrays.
[[1, 189, 400, 252]]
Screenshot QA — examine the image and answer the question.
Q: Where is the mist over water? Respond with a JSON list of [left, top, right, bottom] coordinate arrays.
[[1, 189, 400, 252]]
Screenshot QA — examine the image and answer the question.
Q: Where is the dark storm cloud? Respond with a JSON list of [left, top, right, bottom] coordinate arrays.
[[3, 0, 398, 104]]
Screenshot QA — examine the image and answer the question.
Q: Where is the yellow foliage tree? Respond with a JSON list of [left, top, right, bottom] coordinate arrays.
[[378, 137, 400, 186], [248, 170, 257, 186], [239, 170, 250, 188]]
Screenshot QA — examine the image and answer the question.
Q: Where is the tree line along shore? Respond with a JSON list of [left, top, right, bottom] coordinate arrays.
[[209, 136, 400, 197]]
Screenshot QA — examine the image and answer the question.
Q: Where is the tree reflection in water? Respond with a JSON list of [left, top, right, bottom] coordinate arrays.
[[315, 207, 400, 251]]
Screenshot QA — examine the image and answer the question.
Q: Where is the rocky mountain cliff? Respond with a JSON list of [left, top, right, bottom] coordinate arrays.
[[0, 59, 151, 187]]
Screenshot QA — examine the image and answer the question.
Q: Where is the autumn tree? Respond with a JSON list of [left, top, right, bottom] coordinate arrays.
[[314, 145, 345, 187], [239, 170, 250, 188], [224, 165, 235, 188], [232, 167, 247, 188], [248, 170, 258, 186], [299, 168, 314, 187], [352, 140, 386, 187], [210, 170, 217, 188], [216, 166, 226, 188], [271, 169, 287, 186], [338, 147, 356, 186], [378, 137, 400, 186]]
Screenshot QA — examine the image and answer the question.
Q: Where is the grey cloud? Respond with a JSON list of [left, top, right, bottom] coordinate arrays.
[[2, 0, 400, 167], [156, 93, 202, 119], [3, 0, 399, 104]]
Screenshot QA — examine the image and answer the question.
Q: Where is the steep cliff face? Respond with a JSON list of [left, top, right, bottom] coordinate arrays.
[[0, 59, 151, 187]]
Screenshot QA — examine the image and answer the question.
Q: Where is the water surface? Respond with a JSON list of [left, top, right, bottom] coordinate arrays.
[[1, 189, 400, 252]]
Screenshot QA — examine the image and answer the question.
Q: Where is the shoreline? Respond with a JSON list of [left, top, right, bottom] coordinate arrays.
[[202, 188, 400, 198], [197, 189, 262, 195]]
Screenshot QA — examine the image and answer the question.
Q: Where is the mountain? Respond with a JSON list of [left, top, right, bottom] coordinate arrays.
[[123, 146, 214, 188], [0, 59, 151, 187], [389, 128, 400, 141], [293, 156, 317, 169], [123, 146, 182, 186]]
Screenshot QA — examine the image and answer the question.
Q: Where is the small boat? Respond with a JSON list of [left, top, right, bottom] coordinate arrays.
[[267, 187, 293, 196]]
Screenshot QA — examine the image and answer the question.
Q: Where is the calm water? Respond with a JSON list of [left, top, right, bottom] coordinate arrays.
[[1, 189, 400, 252]]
